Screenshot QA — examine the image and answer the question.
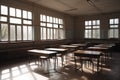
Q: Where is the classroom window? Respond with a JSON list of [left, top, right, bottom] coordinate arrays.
[[0, 5, 33, 42], [108, 18, 119, 38], [85, 20, 100, 39], [40, 14, 65, 40]]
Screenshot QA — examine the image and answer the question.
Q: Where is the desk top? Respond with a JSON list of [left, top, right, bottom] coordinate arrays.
[[74, 50, 101, 55], [60, 45, 78, 48], [45, 48, 67, 52], [94, 44, 114, 48], [28, 49, 57, 55], [87, 46, 108, 50], [71, 43, 87, 47]]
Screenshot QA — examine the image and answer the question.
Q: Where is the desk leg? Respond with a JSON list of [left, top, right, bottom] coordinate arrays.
[[74, 55, 77, 71], [97, 58, 99, 72]]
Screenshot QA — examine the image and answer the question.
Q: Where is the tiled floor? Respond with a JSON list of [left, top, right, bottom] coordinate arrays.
[[0, 52, 120, 80]]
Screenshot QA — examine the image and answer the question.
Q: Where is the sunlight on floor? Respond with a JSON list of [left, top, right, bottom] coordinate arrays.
[[0, 63, 49, 80]]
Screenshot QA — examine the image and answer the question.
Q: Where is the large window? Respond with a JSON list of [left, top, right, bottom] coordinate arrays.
[[40, 14, 65, 40], [0, 5, 33, 42], [85, 20, 100, 39], [108, 18, 119, 38]]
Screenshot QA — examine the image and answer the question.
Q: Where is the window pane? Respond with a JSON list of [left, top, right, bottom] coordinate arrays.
[[93, 20, 96, 25], [50, 16, 52, 23], [0, 16, 7, 22], [28, 26, 32, 40], [110, 19, 113, 24], [43, 15, 46, 22], [47, 23, 52, 27], [1, 24, 8, 41], [17, 25, 21, 40], [16, 9, 21, 17], [59, 29, 64, 39], [54, 29, 58, 39], [47, 28, 50, 39], [23, 26, 27, 40], [115, 18, 119, 24], [40, 22, 46, 26], [114, 29, 118, 38], [10, 18, 21, 24], [109, 29, 113, 38], [93, 30, 100, 38], [10, 25, 16, 41], [28, 12, 32, 19], [1, 5, 8, 15], [23, 10, 27, 18], [23, 20, 32, 25], [43, 28, 46, 40], [53, 24, 58, 28], [47, 16, 50, 22], [88, 21, 91, 25], [10, 7, 15, 16], [59, 25, 63, 28], [56, 18, 58, 23], [85, 26, 91, 29]]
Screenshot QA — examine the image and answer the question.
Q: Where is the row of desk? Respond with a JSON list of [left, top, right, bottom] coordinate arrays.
[[27, 43, 114, 73]]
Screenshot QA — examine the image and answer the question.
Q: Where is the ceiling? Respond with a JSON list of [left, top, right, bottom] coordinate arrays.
[[26, 0, 120, 16]]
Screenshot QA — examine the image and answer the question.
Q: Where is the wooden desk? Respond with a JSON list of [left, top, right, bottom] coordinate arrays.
[[28, 49, 57, 73], [45, 48, 68, 66], [74, 50, 102, 72], [71, 43, 87, 49], [60, 45, 79, 52]]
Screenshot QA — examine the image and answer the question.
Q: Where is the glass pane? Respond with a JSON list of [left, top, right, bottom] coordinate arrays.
[[47, 23, 52, 27], [10, 7, 15, 16], [40, 14, 43, 21], [40, 27, 43, 40], [47, 16, 50, 22], [23, 26, 27, 40], [110, 19, 113, 24], [59, 19, 63, 24], [54, 29, 58, 39], [114, 29, 118, 38], [43, 27, 46, 40], [10, 25, 16, 41], [59, 29, 64, 39], [59, 25, 63, 28], [47, 28, 50, 39], [56, 18, 58, 23], [0, 16, 7, 22], [93, 30, 100, 38], [50, 16, 52, 23], [1, 24, 8, 41], [43, 15, 46, 22], [53, 24, 58, 28], [97, 20, 100, 25], [1, 5, 8, 15], [28, 26, 32, 40], [53, 17, 56, 23], [93, 20, 96, 25], [109, 29, 113, 38], [10, 18, 21, 24], [49, 29, 53, 39], [93, 26, 100, 28], [85, 26, 91, 29], [28, 12, 32, 19], [16, 9, 21, 17], [17, 25, 21, 40], [23, 20, 32, 25], [115, 18, 119, 24], [85, 21, 88, 25], [110, 25, 118, 28], [40, 22, 46, 26], [88, 21, 91, 25], [23, 10, 27, 18]]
